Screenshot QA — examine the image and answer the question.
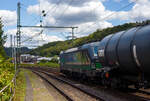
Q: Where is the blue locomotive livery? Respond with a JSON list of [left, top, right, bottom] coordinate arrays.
[[60, 42, 102, 78]]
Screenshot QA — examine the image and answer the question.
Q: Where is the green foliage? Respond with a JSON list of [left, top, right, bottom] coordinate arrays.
[[0, 18, 7, 61], [5, 47, 31, 57], [0, 62, 15, 100], [37, 62, 59, 68], [29, 20, 150, 57], [50, 55, 59, 63], [0, 18, 14, 100], [39, 59, 49, 63], [13, 69, 26, 101], [21, 62, 60, 68]]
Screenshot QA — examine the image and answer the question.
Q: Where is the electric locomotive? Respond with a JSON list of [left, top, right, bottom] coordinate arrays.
[[59, 42, 102, 78]]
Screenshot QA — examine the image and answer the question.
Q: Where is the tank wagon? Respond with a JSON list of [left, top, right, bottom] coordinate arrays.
[[98, 24, 150, 88], [59, 42, 102, 78], [60, 24, 150, 89]]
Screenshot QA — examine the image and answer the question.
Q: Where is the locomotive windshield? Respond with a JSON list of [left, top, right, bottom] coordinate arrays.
[[93, 46, 98, 57]]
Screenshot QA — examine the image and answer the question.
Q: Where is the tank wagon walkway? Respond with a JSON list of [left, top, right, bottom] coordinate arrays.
[[23, 69, 67, 101]]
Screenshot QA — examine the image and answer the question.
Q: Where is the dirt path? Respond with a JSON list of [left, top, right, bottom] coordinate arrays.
[[24, 69, 66, 101], [24, 72, 33, 101]]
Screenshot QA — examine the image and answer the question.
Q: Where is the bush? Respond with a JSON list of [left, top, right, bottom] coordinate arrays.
[[0, 62, 15, 100]]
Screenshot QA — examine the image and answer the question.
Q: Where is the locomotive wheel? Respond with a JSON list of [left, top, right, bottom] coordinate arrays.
[[134, 84, 140, 90], [110, 78, 118, 89]]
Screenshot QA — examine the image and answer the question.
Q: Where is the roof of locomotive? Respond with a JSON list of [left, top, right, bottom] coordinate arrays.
[[60, 41, 100, 54], [81, 41, 101, 49]]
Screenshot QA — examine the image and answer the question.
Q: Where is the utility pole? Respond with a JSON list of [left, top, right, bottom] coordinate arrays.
[[72, 27, 75, 40], [10, 35, 13, 59], [17, 2, 21, 64], [14, 36, 17, 73]]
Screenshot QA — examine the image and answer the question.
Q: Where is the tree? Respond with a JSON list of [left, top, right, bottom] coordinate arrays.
[[0, 18, 7, 61]]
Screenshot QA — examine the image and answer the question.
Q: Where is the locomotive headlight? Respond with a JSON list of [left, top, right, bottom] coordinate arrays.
[[91, 63, 96, 69], [98, 49, 104, 57]]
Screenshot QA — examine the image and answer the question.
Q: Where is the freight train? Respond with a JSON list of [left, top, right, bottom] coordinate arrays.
[[59, 24, 150, 89]]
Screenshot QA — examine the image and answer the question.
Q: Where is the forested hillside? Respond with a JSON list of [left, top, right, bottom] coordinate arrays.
[[29, 21, 150, 57], [5, 47, 31, 57]]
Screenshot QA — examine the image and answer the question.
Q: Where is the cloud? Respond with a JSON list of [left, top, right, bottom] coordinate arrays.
[[4, 28, 63, 48], [128, 0, 150, 21], [27, 0, 113, 35], [108, 0, 150, 22], [26, 0, 150, 39], [0, 10, 17, 26]]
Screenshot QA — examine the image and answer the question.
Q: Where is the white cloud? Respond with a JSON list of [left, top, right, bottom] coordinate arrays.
[[27, 0, 113, 36], [108, 0, 150, 22], [0, 10, 17, 26], [128, 0, 150, 21], [4, 28, 63, 48], [76, 21, 113, 37]]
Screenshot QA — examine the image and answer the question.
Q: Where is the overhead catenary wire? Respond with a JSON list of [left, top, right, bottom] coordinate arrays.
[[78, 0, 138, 35], [44, 0, 62, 17], [41, 0, 62, 27], [54, 0, 74, 25], [19, 1, 78, 48], [39, 0, 43, 26], [21, 30, 43, 43]]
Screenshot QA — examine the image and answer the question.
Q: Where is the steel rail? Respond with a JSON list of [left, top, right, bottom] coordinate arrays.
[[32, 69, 104, 101], [32, 71, 74, 101]]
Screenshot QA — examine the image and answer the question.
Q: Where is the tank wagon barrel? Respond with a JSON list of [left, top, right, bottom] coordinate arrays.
[[98, 24, 150, 88]]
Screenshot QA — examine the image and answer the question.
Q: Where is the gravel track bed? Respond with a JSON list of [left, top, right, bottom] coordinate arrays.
[[34, 71, 99, 101], [24, 67, 150, 101], [24, 72, 33, 101]]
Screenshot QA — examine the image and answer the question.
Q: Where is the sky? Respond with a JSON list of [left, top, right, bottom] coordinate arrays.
[[1, 0, 150, 48]]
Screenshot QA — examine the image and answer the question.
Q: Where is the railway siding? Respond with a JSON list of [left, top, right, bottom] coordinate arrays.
[[29, 67, 150, 101], [33, 71, 99, 101]]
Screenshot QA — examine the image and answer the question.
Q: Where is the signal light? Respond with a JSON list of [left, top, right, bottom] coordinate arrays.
[[105, 72, 109, 78]]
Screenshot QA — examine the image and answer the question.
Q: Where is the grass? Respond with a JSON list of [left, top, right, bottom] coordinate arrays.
[[20, 62, 60, 68], [13, 69, 26, 101]]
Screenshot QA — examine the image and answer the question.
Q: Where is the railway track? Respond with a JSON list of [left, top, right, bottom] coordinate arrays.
[[25, 67, 150, 101], [127, 87, 150, 100], [32, 71, 74, 101], [31, 70, 102, 101]]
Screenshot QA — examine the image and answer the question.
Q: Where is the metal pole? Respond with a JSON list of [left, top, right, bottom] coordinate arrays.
[[17, 2, 21, 64], [10, 35, 13, 59], [14, 36, 17, 73], [71, 28, 75, 46], [72, 28, 74, 40]]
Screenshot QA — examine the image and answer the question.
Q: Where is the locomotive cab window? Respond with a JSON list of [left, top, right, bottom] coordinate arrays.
[[93, 46, 98, 57]]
